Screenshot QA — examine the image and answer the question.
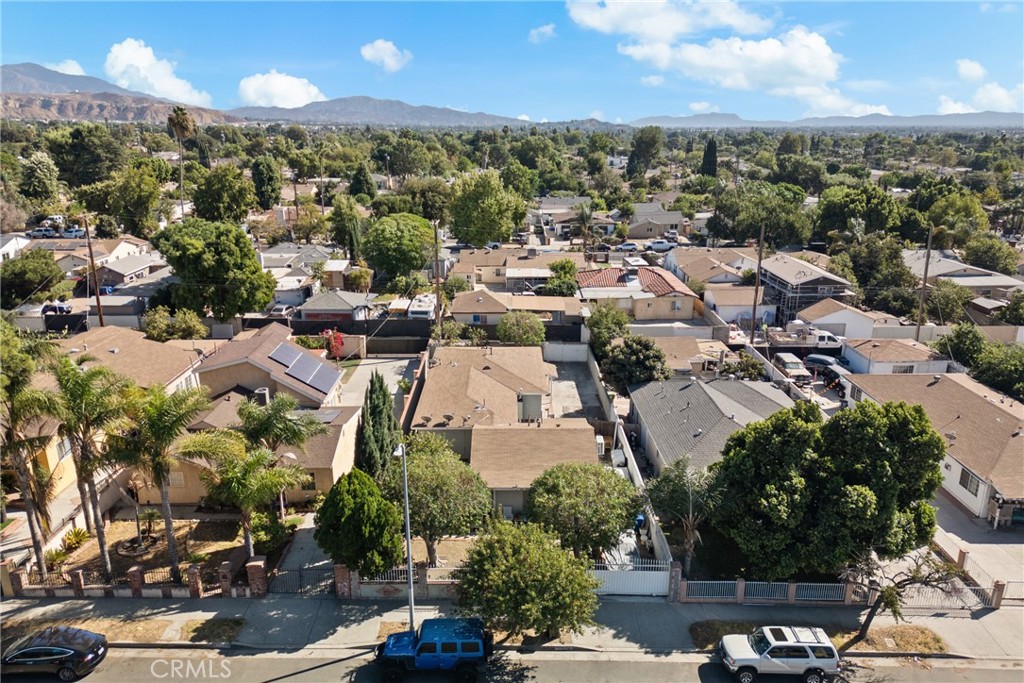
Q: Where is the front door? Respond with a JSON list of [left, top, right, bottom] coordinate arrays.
[[415, 642, 439, 670]]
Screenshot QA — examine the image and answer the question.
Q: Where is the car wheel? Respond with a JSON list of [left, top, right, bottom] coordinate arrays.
[[456, 664, 479, 683], [803, 669, 825, 683], [57, 667, 79, 682], [382, 667, 404, 683], [735, 668, 757, 683]]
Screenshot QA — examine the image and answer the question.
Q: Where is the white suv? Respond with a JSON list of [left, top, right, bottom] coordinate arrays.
[[719, 626, 839, 683]]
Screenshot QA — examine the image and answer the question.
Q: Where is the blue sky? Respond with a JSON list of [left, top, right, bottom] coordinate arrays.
[[2, 1, 1022, 121]]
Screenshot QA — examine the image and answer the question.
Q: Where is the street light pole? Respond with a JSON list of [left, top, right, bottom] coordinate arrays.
[[393, 444, 415, 631]]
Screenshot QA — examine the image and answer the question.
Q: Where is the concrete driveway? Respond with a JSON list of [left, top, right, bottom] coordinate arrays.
[[278, 514, 331, 570], [339, 356, 417, 412], [934, 489, 1024, 585]]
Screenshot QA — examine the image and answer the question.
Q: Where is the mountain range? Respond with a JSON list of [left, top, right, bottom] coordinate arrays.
[[3, 63, 1022, 129]]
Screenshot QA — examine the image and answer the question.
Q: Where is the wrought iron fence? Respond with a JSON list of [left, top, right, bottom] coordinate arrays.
[[28, 570, 71, 588], [744, 581, 789, 601], [361, 567, 411, 583], [795, 583, 845, 602], [686, 580, 737, 599], [1003, 581, 1024, 601]]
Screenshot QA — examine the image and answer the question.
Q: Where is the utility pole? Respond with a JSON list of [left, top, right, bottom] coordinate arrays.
[[318, 139, 326, 216], [433, 220, 443, 326], [84, 214, 105, 328], [914, 224, 935, 343], [748, 222, 766, 347]]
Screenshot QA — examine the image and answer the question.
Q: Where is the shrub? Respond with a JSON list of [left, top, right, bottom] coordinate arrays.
[[250, 511, 289, 556], [293, 335, 324, 350], [397, 378, 412, 394], [44, 548, 69, 571], [185, 552, 210, 564], [62, 527, 91, 551]]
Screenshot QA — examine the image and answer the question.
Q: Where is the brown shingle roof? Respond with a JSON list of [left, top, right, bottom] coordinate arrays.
[[845, 338, 945, 363], [679, 256, 742, 283], [469, 420, 598, 489], [412, 347, 554, 429], [704, 285, 764, 306], [846, 374, 1024, 497], [275, 406, 360, 470], [450, 290, 581, 317], [799, 298, 858, 320], [575, 267, 696, 297], [57, 327, 199, 389]]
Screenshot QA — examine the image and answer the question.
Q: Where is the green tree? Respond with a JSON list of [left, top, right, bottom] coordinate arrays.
[[626, 126, 664, 179], [926, 279, 972, 324], [0, 250, 67, 309], [699, 137, 718, 178], [495, 310, 545, 345], [927, 193, 989, 245], [442, 276, 471, 301], [995, 291, 1024, 325], [586, 300, 630, 361], [972, 343, 1024, 399], [454, 521, 599, 637], [171, 308, 209, 339], [776, 132, 804, 158], [250, 155, 282, 211], [330, 193, 365, 258], [527, 462, 642, 560], [18, 151, 59, 201], [499, 158, 539, 200], [103, 165, 162, 237], [718, 351, 766, 381], [349, 162, 377, 199], [294, 204, 328, 244], [152, 218, 276, 322], [647, 458, 720, 577], [543, 277, 578, 297], [193, 165, 257, 223], [449, 170, 526, 247], [370, 193, 415, 219], [381, 433, 492, 566], [844, 233, 918, 315], [354, 371, 401, 480], [600, 336, 672, 395], [313, 468, 404, 576], [963, 233, 1019, 275], [363, 212, 433, 277], [931, 322, 987, 368], [548, 258, 578, 280], [203, 448, 310, 558], [345, 267, 372, 292], [772, 155, 826, 195], [142, 306, 208, 342], [167, 106, 196, 218], [47, 122, 125, 187], [107, 386, 243, 579]]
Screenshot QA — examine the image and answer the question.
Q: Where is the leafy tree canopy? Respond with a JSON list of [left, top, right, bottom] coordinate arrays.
[[495, 310, 545, 346], [586, 300, 630, 361], [0, 249, 69, 309], [193, 165, 257, 224], [363, 212, 434, 277], [600, 335, 672, 395], [449, 169, 526, 247], [931, 321, 987, 368], [963, 233, 1019, 275]]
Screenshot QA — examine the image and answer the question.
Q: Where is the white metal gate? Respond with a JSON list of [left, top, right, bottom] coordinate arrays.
[[591, 560, 671, 596]]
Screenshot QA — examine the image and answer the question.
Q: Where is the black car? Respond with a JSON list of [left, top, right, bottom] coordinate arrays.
[[2, 627, 107, 681]]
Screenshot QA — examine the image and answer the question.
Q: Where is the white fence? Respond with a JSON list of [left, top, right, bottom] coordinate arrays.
[[745, 581, 789, 601], [795, 583, 845, 602], [591, 560, 672, 596], [541, 341, 590, 363], [361, 567, 410, 583], [687, 580, 738, 599]]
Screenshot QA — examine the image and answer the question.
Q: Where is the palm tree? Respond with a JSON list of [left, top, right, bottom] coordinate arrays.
[[646, 457, 720, 578], [47, 356, 137, 581], [233, 394, 327, 519], [201, 448, 310, 558], [106, 385, 244, 583], [167, 106, 195, 219], [0, 324, 58, 577]]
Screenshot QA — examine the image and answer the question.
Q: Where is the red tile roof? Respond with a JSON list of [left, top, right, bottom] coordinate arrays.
[[575, 267, 696, 297]]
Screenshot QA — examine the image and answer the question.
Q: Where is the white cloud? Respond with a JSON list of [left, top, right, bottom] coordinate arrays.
[[44, 60, 85, 76], [844, 79, 893, 93], [972, 81, 1024, 111], [937, 96, 977, 114], [567, 0, 771, 42], [540, 118, 549, 123], [979, 2, 991, 10], [103, 38, 211, 106], [528, 23, 556, 44], [640, 75, 665, 87], [237, 70, 326, 108], [360, 39, 413, 73], [688, 101, 719, 113], [516, 114, 531, 121], [589, 109, 605, 120], [956, 59, 986, 82]]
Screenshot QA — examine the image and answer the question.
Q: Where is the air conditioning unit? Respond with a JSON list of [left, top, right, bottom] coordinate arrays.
[[254, 387, 271, 406], [595, 435, 606, 457]]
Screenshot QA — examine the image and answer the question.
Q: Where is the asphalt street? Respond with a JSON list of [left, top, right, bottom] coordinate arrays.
[[2, 649, 1021, 683]]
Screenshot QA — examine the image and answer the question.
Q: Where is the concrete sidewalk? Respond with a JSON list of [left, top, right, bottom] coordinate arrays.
[[2, 596, 1021, 661]]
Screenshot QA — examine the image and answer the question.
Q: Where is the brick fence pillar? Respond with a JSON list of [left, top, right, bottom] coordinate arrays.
[[843, 582, 857, 606], [668, 561, 682, 603], [70, 569, 86, 598], [219, 561, 233, 597], [991, 581, 1006, 610], [334, 565, 352, 598], [735, 578, 746, 605], [0, 560, 14, 597], [787, 581, 798, 605], [246, 556, 267, 598], [678, 578, 688, 604], [186, 564, 202, 599], [10, 568, 26, 597], [955, 549, 969, 570], [127, 565, 145, 598]]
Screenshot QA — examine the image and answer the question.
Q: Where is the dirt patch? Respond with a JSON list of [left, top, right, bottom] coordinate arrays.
[[181, 618, 246, 643], [690, 621, 946, 654], [410, 537, 474, 567], [4, 617, 171, 643], [493, 628, 573, 648], [378, 621, 411, 639]]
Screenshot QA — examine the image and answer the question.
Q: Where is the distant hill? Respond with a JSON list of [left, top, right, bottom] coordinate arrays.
[[0, 62, 154, 98], [0, 92, 241, 125], [632, 111, 1024, 129], [229, 96, 526, 127]]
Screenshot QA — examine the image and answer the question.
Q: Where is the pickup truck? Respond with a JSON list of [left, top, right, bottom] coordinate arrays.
[[375, 618, 493, 683]]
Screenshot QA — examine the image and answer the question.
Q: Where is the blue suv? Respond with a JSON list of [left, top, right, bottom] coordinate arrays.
[[375, 618, 493, 683]]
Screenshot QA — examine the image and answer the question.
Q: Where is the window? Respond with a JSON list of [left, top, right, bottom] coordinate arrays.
[[461, 642, 481, 653], [417, 642, 437, 655], [891, 365, 914, 374], [168, 471, 185, 488], [301, 471, 317, 491], [57, 437, 72, 462], [811, 646, 836, 660], [440, 642, 458, 654], [671, 301, 682, 311], [782, 646, 810, 659], [959, 468, 981, 496]]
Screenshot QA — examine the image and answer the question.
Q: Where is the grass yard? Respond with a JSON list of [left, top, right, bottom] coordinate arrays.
[[181, 618, 246, 643], [3, 617, 171, 644], [689, 621, 946, 654]]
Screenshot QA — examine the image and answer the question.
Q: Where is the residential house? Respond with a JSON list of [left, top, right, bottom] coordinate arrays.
[[323, 259, 352, 289], [629, 377, 794, 475], [297, 290, 377, 321], [91, 253, 166, 289], [613, 335, 737, 376], [197, 323, 343, 407], [267, 266, 320, 306], [625, 211, 685, 240], [703, 285, 772, 325], [258, 243, 337, 270], [1, 234, 31, 262], [758, 253, 854, 322], [370, 173, 392, 192], [675, 255, 743, 286], [450, 290, 584, 327], [469, 420, 600, 516], [576, 265, 698, 321], [114, 266, 179, 307], [840, 338, 954, 375], [797, 298, 900, 339], [842, 373, 1023, 521], [664, 246, 757, 280], [903, 248, 1023, 299], [409, 346, 555, 457], [451, 248, 589, 292]]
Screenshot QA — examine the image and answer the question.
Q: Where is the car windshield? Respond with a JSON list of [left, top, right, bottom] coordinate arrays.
[[749, 632, 771, 655], [784, 362, 803, 370], [4, 635, 31, 657]]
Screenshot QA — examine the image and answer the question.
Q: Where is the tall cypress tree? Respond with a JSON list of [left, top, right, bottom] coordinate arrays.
[[699, 137, 718, 177], [354, 371, 401, 479]]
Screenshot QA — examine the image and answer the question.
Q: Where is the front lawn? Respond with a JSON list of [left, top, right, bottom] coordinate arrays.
[[689, 621, 946, 654]]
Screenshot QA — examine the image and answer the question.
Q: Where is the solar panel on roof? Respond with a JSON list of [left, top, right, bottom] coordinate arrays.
[[286, 354, 321, 384], [268, 343, 302, 368], [309, 364, 341, 394]]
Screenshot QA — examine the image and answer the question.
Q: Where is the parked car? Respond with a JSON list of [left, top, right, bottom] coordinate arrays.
[[375, 618, 493, 683], [43, 215, 66, 228], [62, 227, 86, 238], [268, 304, 296, 318], [28, 227, 57, 238], [2, 626, 108, 681], [513, 232, 530, 244], [42, 301, 73, 315], [664, 229, 679, 240], [484, 241, 502, 250], [644, 239, 674, 253], [718, 625, 839, 683], [773, 352, 813, 386], [594, 242, 612, 252], [803, 354, 838, 371], [615, 242, 639, 252]]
